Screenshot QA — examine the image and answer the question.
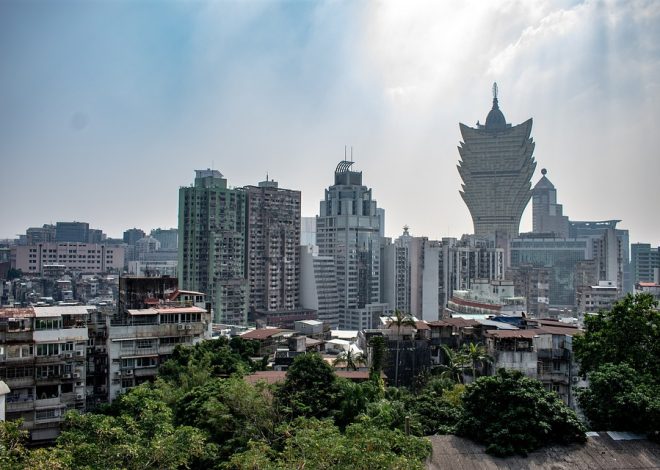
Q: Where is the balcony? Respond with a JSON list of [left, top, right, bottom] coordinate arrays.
[[2, 331, 33, 342], [537, 371, 570, 384], [537, 349, 570, 360], [6, 397, 35, 412], [4, 376, 35, 388], [3, 355, 35, 364], [35, 397, 62, 408], [34, 355, 64, 364]]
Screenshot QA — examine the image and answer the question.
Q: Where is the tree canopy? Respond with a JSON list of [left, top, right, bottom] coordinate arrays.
[[574, 293, 660, 380], [457, 369, 586, 456]]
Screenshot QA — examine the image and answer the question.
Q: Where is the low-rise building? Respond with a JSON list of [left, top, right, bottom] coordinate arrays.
[[107, 305, 210, 401], [485, 324, 581, 407], [15, 243, 125, 275], [0, 305, 91, 442], [577, 280, 620, 316]]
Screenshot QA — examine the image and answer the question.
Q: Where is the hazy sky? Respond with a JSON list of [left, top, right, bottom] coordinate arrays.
[[1, 0, 659, 244]]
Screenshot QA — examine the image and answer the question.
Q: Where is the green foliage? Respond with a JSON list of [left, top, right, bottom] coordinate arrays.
[[333, 349, 367, 371], [363, 399, 423, 436], [460, 342, 492, 379], [56, 390, 212, 470], [403, 380, 465, 435], [158, 337, 258, 390], [574, 294, 660, 439], [226, 417, 431, 470], [333, 378, 381, 429], [0, 419, 28, 469], [173, 377, 280, 461], [276, 352, 340, 419], [369, 335, 387, 390], [578, 362, 660, 436], [574, 293, 660, 380], [457, 369, 586, 456], [0, 420, 73, 470], [437, 345, 468, 384]]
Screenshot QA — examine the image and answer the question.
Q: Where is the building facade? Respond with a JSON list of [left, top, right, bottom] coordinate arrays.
[[14, 243, 125, 275], [299, 245, 341, 328], [532, 169, 569, 237], [245, 179, 301, 314], [0, 305, 91, 442], [631, 243, 660, 284], [316, 161, 384, 329], [457, 84, 536, 238], [510, 235, 592, 308], [178, 169, 248, 324]]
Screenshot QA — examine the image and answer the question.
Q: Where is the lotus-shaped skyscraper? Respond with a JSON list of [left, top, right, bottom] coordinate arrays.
[[457, 84, 536, 238]]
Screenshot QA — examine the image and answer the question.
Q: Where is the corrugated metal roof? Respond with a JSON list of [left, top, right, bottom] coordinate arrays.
[[427, 434, 660, 469]]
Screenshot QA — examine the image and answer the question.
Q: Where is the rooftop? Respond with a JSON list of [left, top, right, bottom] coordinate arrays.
[[241, 328, 287, 340], [427, 433, 660, 470]]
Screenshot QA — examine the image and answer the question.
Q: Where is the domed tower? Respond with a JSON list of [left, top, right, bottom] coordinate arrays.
[[457, 83, 536, 238]]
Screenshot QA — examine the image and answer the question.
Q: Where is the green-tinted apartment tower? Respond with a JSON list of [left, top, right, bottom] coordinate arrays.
[[178, 169, 248, 324]]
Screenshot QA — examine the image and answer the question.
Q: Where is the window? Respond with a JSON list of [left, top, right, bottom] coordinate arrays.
[[36, 365, 61, 378], [62, 342, 74, 352], [35, 318, 62, 330], [136, 339, 153, 349], [35, 409, 60, 420], [36, 343, 60, 356]]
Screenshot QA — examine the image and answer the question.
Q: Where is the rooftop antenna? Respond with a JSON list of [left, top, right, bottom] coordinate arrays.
[[492, 82, 498, 100], [350, 146, 353, 163], [344, 145, 347, 160]]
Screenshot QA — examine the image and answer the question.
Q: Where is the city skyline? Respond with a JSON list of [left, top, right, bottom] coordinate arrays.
[[1, 1, 659, 243]]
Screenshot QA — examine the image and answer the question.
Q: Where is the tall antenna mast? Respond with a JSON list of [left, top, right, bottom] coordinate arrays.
[[492, 82, 498, 100], [350, 146, 353, 162], [344, 145, 347, 160]]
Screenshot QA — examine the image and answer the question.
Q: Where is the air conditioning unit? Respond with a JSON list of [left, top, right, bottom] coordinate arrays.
[[124, 370, 133, 376], [76, 350, 83, 357], [571, 376, 579, 383], [185, 324, 192, 330], [64, 352, 73, 359], [177, 324, 185, 330], [115, 371, 122, 377], [76, 394, 84, 400], [62, 373, 72, 379], [72, 373, 81, 379]]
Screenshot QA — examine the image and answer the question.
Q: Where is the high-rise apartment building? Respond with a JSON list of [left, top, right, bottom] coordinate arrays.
[[23, 225, 56, 245], [150, 228, 178, 251], [510, 235, 592, 308], [299, 245, 341, 328], [457, 84, 536, 238], [178, 170, 248, 324], [316, 161, 387, 329], [55, 222, 90, 243], [631, 243, 660, 284], [532, 169, 569, 237], [569, 220, 628, 294], [123, 228, 146, 246], [245, 179, 301, 313]]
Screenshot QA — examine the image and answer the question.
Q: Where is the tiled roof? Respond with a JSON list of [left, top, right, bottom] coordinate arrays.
[[241, 328, 285, 340]]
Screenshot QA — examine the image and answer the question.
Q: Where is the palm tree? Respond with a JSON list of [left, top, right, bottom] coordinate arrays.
[[437, 345, 468, 384], [461, 342, 492, 380], [333, 349, 367, 371], [389, 309, 417, 387]]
